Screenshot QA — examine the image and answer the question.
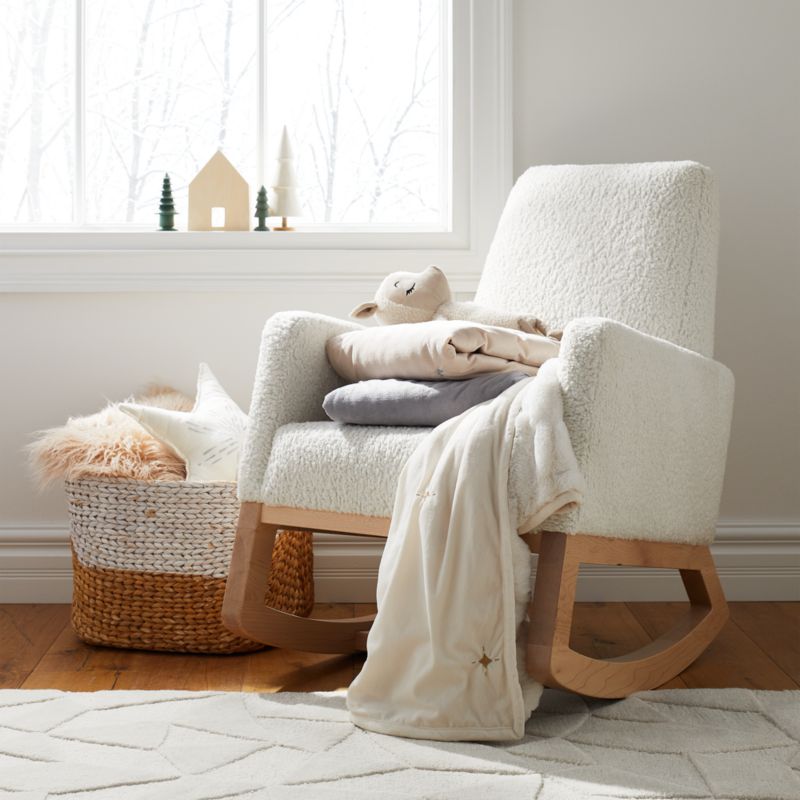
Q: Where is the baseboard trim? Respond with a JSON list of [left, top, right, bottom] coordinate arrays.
[[1, 521, 798, 603]]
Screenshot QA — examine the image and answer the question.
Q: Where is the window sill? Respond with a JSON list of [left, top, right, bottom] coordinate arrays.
[[0, 228, 463, 251], [0, 231, 484, 293]]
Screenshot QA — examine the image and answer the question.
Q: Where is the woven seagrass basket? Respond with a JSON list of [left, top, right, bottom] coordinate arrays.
[[66, 478, 314, 653]]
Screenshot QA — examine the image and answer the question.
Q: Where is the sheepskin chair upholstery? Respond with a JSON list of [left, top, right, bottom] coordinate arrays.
[[238, 161, 733, 546], [476, 162, 719, 356]]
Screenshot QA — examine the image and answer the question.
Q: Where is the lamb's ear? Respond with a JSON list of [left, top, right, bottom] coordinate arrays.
[[350, 302, 378, 319]]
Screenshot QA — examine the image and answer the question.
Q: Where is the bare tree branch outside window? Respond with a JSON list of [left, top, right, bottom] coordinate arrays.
[[0, 0, 445, 228], [0, 0, 74, 223], [268, 0, 442, 225]]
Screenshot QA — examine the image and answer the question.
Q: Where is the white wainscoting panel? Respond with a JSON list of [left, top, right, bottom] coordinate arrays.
[[1, 521, 798, 604]]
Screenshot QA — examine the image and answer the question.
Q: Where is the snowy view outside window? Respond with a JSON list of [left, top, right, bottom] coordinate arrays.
[[0, 0, 448, 228]]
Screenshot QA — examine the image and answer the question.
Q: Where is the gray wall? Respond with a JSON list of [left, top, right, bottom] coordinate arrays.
[[514, 0, 800, 521]]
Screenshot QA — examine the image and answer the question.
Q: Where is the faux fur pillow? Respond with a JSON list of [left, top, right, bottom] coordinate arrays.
[[28, 386, 193, 487]]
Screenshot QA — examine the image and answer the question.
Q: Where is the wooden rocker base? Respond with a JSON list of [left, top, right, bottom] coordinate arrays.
[[523, 531, 729, 698], [222, 504, 728, 696], [222, 504, 388, 654]]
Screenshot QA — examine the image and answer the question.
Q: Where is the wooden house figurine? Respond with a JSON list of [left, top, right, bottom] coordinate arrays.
[[188, 151, 249, 231]]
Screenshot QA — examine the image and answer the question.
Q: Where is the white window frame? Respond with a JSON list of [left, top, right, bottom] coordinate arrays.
[[0, 0, 512, 293]]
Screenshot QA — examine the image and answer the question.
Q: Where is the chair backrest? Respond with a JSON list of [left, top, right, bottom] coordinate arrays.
[[475, 161, 719, 355]]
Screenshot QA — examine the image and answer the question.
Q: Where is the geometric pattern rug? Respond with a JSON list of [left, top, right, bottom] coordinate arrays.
[[0, 689, 798, 799]]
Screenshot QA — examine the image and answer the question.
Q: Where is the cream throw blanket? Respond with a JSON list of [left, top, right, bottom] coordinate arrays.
[[347, 360, 584, 741]]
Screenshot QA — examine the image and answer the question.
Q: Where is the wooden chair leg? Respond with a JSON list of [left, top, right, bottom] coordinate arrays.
[[525, 531, 729, 698], [222, 503, 376, 653]]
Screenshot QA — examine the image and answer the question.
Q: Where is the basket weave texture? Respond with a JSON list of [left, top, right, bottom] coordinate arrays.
[[67, 478, 314, 653]]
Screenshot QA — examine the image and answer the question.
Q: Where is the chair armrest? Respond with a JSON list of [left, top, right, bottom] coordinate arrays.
[[554, 317, 734, 543], [238, 311, 362, 501]]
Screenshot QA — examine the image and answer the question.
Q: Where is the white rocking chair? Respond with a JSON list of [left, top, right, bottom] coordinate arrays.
[[223, 161, 734, 698]]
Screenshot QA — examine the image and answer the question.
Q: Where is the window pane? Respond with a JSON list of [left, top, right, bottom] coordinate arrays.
[[84, 0, 257, 224], [266, 0, 445, 226], [0, 1, 75, 223]]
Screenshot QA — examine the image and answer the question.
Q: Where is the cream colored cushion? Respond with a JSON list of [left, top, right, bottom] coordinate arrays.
[[121, 363, 248, 482], [260, 418, 549, 529], [261, 422, 431, 518], [475, 162, 719, 356]]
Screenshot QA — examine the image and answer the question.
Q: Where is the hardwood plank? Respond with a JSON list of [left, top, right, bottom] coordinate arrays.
[[571, 602, 688, 689], [21, 623, 122, 691], [0, 604, 71, 688], [23, 669, 121, 692], [16, 604, 358, 693], [4, 603, 799, 693], [570, 603, 652, 656], [241, 603, 357, 692], [628, 602, 798, 690], [728, 602, 800, 685], [244, 649, 354, 693], [111, 650, 250, 692], [23, 608, 351, 692], [27, 626, 253, 692]]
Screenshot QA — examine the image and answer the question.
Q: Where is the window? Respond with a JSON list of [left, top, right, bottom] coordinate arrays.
[[1, 0, 449, 229], [0, 1, 510, 292]]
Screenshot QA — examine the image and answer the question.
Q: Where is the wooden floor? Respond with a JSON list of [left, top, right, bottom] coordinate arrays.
[[1, 602, 798, 692]]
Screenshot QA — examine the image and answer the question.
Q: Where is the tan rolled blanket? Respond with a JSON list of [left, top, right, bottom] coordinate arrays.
[[326, 320, 560, 381]]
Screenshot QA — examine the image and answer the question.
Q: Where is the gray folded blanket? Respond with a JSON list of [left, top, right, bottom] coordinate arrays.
[[323, 372, 530, 427]]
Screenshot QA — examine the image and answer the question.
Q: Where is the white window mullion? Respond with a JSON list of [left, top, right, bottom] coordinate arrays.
[[73, 0, 86, 226], [257, 0, 268, 187], [439, 0, 453, 231]]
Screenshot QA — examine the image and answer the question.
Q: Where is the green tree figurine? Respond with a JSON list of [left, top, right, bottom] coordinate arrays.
[[158, 173, 177, 231], [254, 185, 269, 231]]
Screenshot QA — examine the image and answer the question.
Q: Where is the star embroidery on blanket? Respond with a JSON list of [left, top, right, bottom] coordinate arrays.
[[473, 647, 500, 675]]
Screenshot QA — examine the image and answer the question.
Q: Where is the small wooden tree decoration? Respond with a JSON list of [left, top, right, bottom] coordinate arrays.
[[270, 127, 302, 231], [254, 186, 269, 231], [158, 173, 177, 231]]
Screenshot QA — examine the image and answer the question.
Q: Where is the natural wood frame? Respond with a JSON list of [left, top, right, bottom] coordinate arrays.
[[222, 503, 728, 696], [222, 504, 388, 654], [522, 530, 728, 698]]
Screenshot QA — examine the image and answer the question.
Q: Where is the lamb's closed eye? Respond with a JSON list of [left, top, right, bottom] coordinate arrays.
[[406, 283, 416, 296]]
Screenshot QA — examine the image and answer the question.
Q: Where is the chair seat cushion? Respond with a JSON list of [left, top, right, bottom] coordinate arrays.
[[261, 422, 432, 518], [258, 418, 713, 544], [260, 419, 554, 528]]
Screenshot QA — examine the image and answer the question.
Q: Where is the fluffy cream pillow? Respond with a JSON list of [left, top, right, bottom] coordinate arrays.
[[120, 363, 248, 483]]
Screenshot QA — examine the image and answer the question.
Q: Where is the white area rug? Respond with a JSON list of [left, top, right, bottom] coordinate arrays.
[[0, 688, 798, 799]]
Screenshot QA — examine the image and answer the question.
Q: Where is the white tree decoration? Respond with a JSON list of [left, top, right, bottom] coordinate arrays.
[[270, 126, 303, 231]]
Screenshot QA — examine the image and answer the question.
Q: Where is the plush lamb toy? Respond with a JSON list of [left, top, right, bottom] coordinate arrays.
[[351, 265, 561, 338]]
